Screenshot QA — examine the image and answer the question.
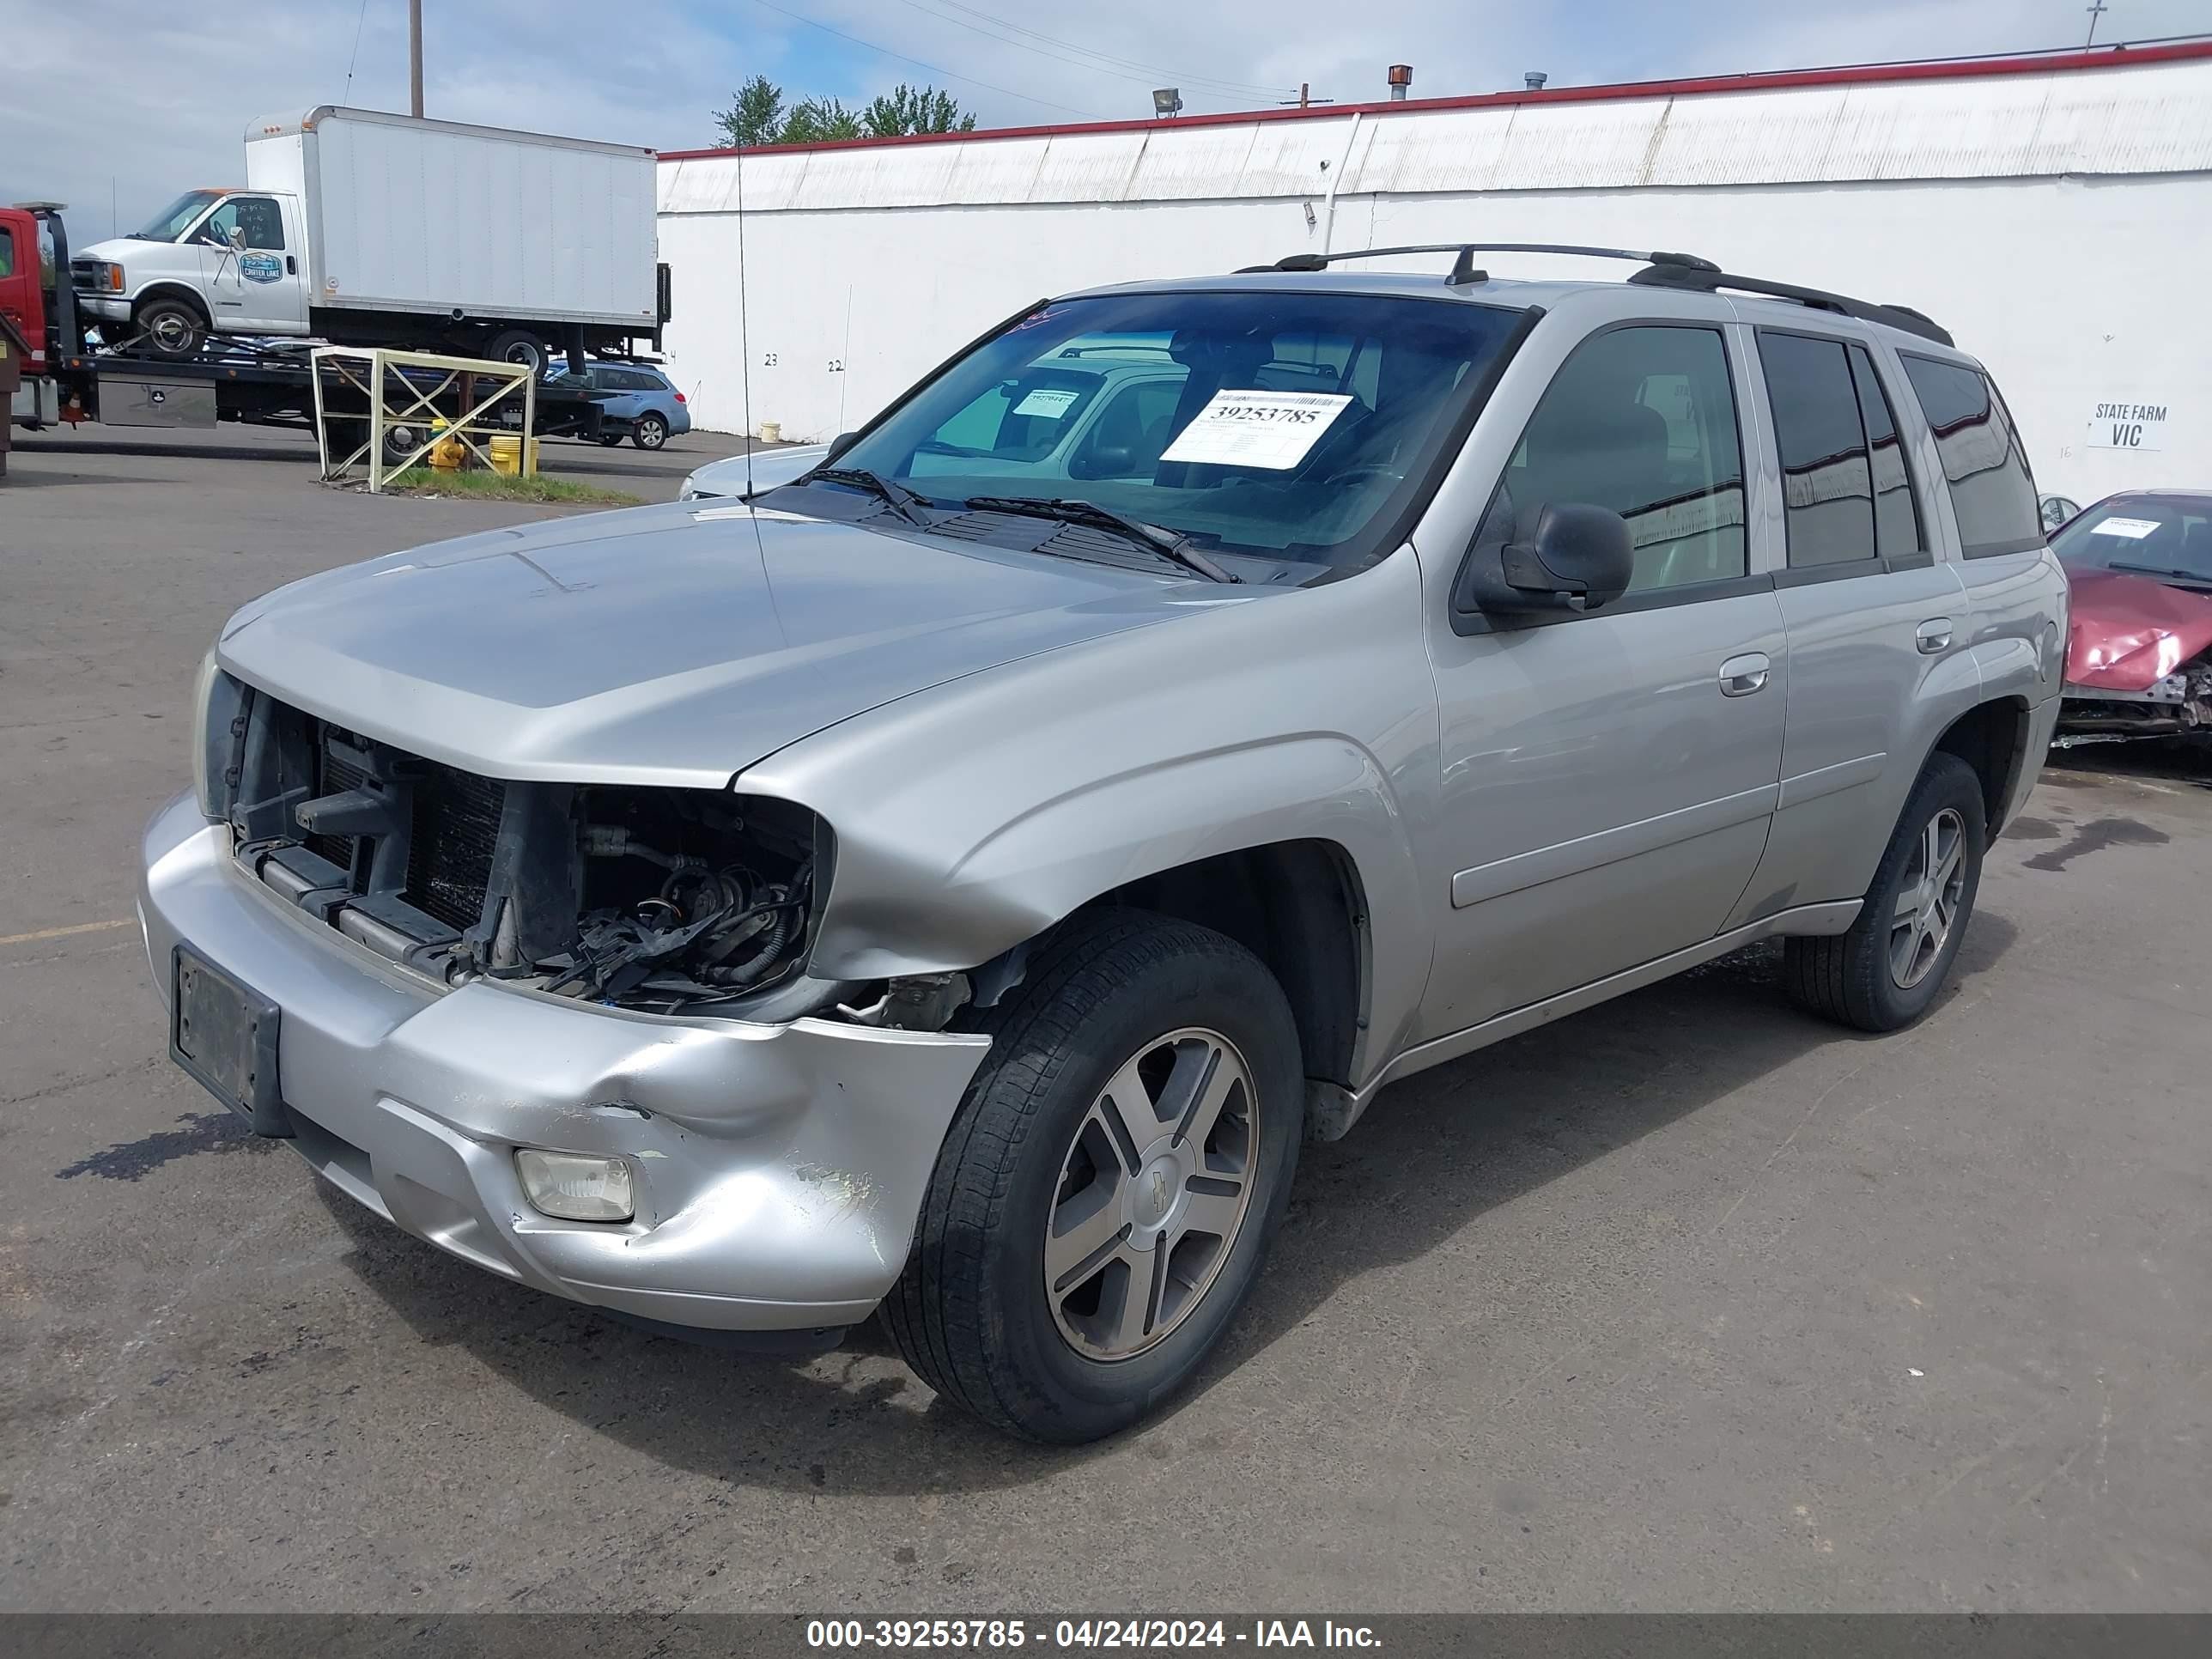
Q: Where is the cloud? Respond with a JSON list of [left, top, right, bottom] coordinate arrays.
[[5, 0, 2202, 234]]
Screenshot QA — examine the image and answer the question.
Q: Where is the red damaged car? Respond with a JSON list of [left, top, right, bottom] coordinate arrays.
[[2056, 492, 2212, 742]]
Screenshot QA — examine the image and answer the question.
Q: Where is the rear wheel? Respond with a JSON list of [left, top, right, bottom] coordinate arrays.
[[598, 434, 624, 447], [482, 329, 547, 374], [631, 412, 669, 450], [134, 296, 206, 361], [884, 912, 1302, 1443], [1784, 752, 1985, 1032]]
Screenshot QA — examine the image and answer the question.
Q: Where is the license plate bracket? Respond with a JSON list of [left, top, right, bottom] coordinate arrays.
[[170, 944, 290, 1137]]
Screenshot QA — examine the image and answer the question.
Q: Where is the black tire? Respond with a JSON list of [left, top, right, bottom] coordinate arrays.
[[1784, 752, 1986, 1032], [598, 434, 624, 447], [483, 329, 547, 374], [134, 296, 206, 361], [631, 413, 669, 450], [884, 911, 1304, 1443]]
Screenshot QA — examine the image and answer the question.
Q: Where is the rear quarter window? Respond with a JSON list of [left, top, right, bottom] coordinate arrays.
[[1900, 356, 2043, 557]]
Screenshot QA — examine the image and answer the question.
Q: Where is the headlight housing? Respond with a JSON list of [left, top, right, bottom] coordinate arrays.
[[191, 652, 248, 819]]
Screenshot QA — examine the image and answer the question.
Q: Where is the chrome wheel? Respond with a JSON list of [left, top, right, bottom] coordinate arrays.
[[1043, 1027, 1258, 1361], [1890, 805, 1966, 989]]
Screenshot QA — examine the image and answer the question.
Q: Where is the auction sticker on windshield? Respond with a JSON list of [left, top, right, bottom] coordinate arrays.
[[1012, 387, 1081, 419], [1159, 390, 1352, 470], [2092, 517, 2162, 540]]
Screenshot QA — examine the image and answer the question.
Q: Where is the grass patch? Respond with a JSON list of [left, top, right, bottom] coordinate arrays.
[[382, 467, 642, 507]]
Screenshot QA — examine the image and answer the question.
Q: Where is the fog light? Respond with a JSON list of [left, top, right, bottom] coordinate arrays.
[[515, 1149, 634, 1222]]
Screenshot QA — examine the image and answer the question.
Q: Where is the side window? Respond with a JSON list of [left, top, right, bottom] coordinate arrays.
[[0, 227, 14, 278], [202, 198, 285, 251], [1492, 324, 1747, 593], [1848, 345, 1924, 559], [1899, 356, 2043, 556], [1759, 332, 1876, 568]]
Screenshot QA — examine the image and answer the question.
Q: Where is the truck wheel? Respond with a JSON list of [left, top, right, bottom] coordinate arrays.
[[483, 330, 546, 374], [135, 297, 206, 360], [630, 413, 668, 450], [1784, 752, 1986, 1033], [884, 911, 1303, 1443]]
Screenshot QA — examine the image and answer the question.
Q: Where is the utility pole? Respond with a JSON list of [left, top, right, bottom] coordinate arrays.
[[2085, 0, 2108, 47], [1278, 83, 1335, 109], [409, 0, 424, 117]]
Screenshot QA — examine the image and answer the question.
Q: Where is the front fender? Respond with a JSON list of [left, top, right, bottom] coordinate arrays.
[[739, 550, 1443, 1071]]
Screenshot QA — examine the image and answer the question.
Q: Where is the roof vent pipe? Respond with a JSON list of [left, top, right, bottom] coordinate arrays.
[[1524, 71, 1548, 90], [1388, 64, 1412, 100]]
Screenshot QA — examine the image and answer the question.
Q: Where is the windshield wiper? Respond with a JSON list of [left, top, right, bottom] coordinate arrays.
[[800, 465, 934, 528], [963, 495, 1240, 584], [2110, 562, 2212, 583]]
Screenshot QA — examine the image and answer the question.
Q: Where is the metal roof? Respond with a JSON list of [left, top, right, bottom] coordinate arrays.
[[661, 37, 2212, 163], [660, 40, 2212, 216]]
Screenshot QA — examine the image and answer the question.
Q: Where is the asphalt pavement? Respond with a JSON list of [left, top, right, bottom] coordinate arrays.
[[1, 423, 2206, 1613]]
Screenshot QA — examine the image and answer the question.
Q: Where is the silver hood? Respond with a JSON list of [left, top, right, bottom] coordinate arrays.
[[216, 501, 1247, 788]]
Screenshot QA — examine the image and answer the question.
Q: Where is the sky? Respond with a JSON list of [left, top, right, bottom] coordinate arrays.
[[3, 0, 2204, 238]]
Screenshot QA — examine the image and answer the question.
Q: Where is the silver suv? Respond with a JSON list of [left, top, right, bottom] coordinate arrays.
[[141, 245, 2065, 1443]]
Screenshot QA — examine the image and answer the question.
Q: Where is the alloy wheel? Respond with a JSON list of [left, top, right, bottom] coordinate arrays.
[[1043, 1027, 1259, 1361], [1890, 805, 1966, 988]]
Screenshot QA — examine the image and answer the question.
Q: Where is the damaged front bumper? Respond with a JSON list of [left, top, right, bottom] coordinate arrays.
[[2056, 667, 2212, 746], [138, 791, 990, 1338]]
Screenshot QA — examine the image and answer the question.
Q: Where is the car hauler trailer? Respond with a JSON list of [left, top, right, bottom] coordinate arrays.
[[5, 204, 608, 446]]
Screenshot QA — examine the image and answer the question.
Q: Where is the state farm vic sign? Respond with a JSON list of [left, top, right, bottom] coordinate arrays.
[[2087, 398, 2169, 452]]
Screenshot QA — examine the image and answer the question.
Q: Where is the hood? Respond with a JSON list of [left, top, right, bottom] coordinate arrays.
[[683, 446, 827, 498], [77, 235, 156, 263], [216, 501, 1245, 789], [2063, 568, 2212, 692]]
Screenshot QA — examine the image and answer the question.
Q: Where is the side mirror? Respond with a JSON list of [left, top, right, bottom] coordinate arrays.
[[228, 226, 247, 251], [1069, 443, 1135, 481], [823, 430, 860, 466], [1454, 501, 1635, 624]]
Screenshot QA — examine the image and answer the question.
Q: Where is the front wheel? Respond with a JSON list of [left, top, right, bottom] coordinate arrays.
[[134, 297, 206, 360], [631, 413, 668, 450], [1784, 751, 1986, 1032], [883, 912, 1303, 1443]]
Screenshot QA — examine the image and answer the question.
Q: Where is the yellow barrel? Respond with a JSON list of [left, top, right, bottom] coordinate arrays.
[[489, 434, 540, 477]]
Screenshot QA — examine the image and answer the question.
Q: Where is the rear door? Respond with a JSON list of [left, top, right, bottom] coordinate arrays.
[[1726, 325, 1968, 925], [1418, 311, 1788, 1038]]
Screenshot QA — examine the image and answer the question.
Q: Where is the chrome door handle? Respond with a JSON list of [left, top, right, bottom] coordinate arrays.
[[1916, 618, 1954, 654], [1718, 652, 1770, 696]]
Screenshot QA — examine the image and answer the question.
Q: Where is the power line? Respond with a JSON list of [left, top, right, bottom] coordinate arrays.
[[738, 0, 1106, 120], [343, 0, 370, 100], [884, 0, 1296, 100]]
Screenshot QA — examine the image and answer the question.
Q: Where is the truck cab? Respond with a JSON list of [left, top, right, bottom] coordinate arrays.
[[1, 205, 48, 371], [72, 189, 310, 356]]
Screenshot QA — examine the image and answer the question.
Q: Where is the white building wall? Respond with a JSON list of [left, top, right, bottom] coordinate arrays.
[[658, 53, 2212, 502]]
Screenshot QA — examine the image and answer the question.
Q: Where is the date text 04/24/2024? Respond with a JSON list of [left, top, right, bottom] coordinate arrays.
[[805, 1620, 1382, 1650]]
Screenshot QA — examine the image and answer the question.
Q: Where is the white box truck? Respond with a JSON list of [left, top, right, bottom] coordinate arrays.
[[68, 107, 665, 372]]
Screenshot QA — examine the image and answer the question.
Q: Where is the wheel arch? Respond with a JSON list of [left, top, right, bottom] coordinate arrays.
[[1927, 693, 2034, 835], [131, 283, 212, 324]]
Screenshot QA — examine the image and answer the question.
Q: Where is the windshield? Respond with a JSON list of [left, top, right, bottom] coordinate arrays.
[[807, 289, 1528, 569], [2052, 496, 2212, 581], [131, 191, 226, 243]]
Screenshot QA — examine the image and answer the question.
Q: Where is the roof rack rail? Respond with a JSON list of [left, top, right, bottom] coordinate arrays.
[[1238, 243, 1721, 287], [1626, 263, 1954, 346]]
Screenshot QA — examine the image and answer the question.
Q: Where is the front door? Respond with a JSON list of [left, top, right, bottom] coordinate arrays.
[[198, 195, 307, 335], [1420, 319, 1787, 1039]]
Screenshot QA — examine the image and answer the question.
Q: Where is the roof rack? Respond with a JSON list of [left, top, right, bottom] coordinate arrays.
[[1243, 240, 1955, 347], [1626, 263, 1954, 345], [1239, 243, 1722, 287]]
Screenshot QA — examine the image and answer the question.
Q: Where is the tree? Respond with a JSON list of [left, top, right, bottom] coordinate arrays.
[[863, 83, 977, 137], [779, 97, 864, 144], [713, 75, 784, 149], [712, 78, 975, 148]]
